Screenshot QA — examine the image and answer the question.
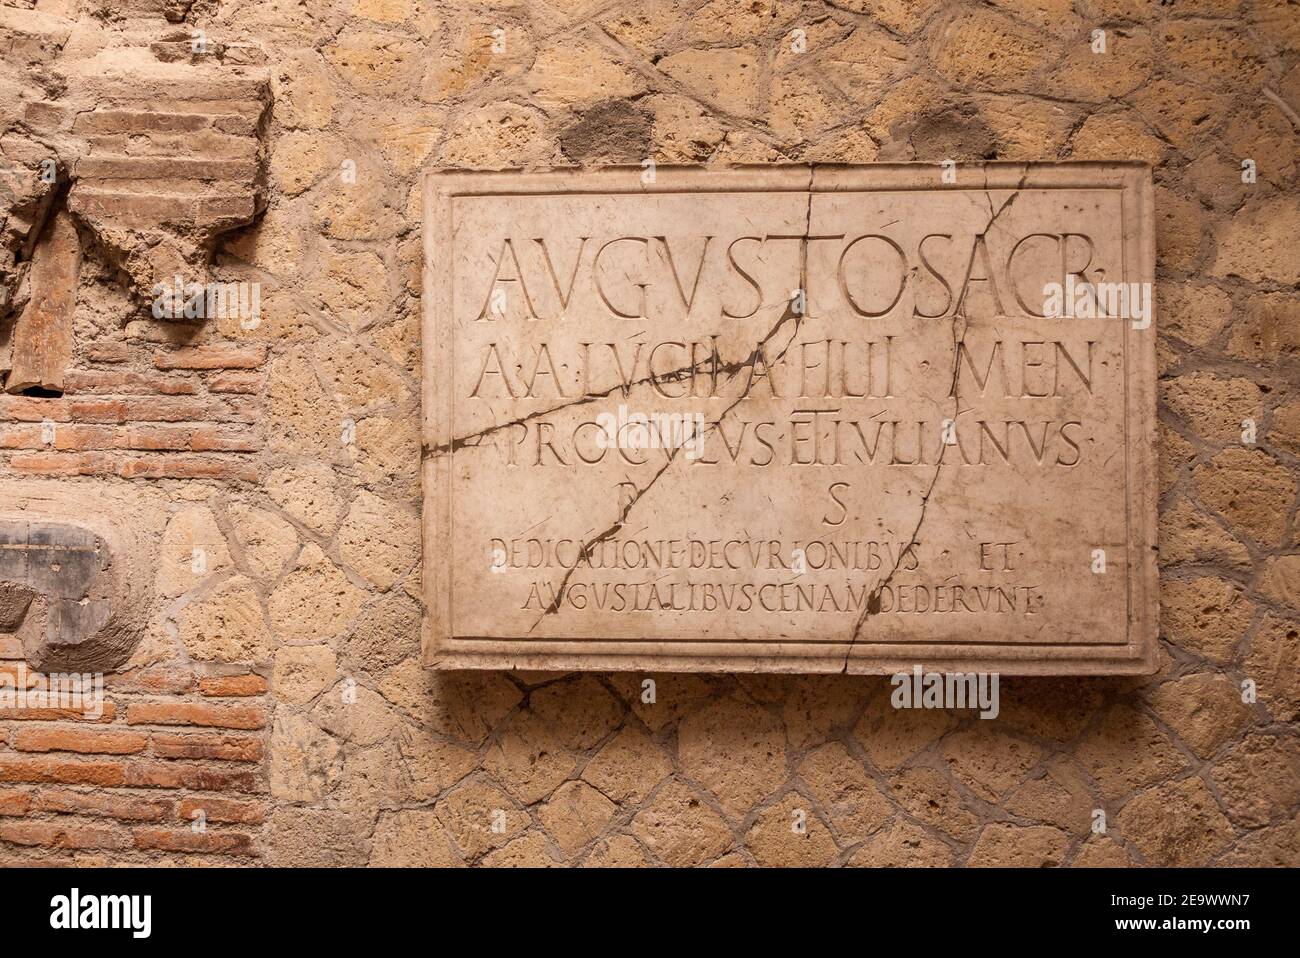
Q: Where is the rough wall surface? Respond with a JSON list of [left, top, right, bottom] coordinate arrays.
[[0, 0, 1296, 866]]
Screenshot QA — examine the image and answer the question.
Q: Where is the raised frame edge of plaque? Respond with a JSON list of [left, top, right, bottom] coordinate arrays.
[[419, 162, 1159, 677]]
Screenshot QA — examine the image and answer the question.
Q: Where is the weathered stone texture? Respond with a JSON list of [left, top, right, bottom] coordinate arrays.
[[0, 0, 1295, 867]]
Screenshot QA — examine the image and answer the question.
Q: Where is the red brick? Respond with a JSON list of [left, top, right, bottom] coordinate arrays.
[[61, 369, 196, 395], [0, 855, 77, 867], [0, 821, 130, 850], [9, 452, 117, 475], [0, 667, 111, 703], [73, 111, 210, 134], [0, 664, 77, 683], [0, 757, 127, 787], [100, 130, 257, 162], [34, 789, 172, 822], [52, 425, 117, 449], [0, 396, 126, 422], [70, 190, 195, 229], [9, 449, 260, 479], [198, 674, 267, 697], [86, 344, 132, 363], [84, 133, 127, 152], [24, 101, 70, 130], [122, 425, 193, 450], [198, 195, 255, 226], [124, 455, 259, 481], [9, 451, 261, 480], [0, 425, 44, 448], [226, 397, 262, 419], [80, 157, 257, 181], [0, 702, 117, 722], [0, 789, 32, 816], [123, 761, 258, 793], [94, 76, 266, 108], [132, 828, 255, 856], [132, 425, 198, 451], [105, 666, 197, 695], [13, 727, 149, 755], [127, 701, 265, 730], [115, 424, 259, 452], [178, 796, 266, 825], [207, 371, 262, 393], [213, 115, 260, 136], [73, 399, 131, 421], [123, 396, 256, 422], [151, 732, 263, 762], [61, 425, 261, 454], [154, 346, 267, 370], [188, 426, 261, 452], [125, 456, 259, 481], [0, 663, 39, 687], [7, 209, 77, 395]]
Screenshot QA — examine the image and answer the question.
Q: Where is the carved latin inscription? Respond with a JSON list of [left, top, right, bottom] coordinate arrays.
[[422, 165, 1157, 674]]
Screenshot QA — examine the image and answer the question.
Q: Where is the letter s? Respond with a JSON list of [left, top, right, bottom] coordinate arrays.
[[823, 481, 850, 526]]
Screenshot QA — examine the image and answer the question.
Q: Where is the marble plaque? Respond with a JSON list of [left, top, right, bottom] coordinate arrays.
[[421, 164, 1157, 674]]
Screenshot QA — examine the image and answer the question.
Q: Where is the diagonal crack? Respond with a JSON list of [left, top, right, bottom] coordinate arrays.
[[1263, 85, 1300, 130], [840, 165, 1030, 673], [528, 175, 818, 631], [423, 336, 773, 459]]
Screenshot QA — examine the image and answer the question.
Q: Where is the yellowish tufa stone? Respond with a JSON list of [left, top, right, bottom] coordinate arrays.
[[370, 809, 463, 867], [336, 491, 419, 590], [631, 779, 733, 866], [537, 780, 616, 858], [268, 545, 367, 643], [176, 575, 272, 663], [658, 47, 763, 117], [848, 819, 953, 867], [273, 644, 339, 706], [744, 792, 839, 867], [265, 464, 345, 537], [270, 713, 342, 802], [156, 506, 232, 599]]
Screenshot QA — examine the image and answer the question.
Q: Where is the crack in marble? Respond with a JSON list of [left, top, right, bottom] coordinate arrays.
[[527, 176, 818, 631], [841, 165, 1031, 672], [423, 338, 773, 460]]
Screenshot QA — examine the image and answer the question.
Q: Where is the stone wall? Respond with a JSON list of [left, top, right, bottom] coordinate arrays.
[[0, 0, 1296, 866]]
